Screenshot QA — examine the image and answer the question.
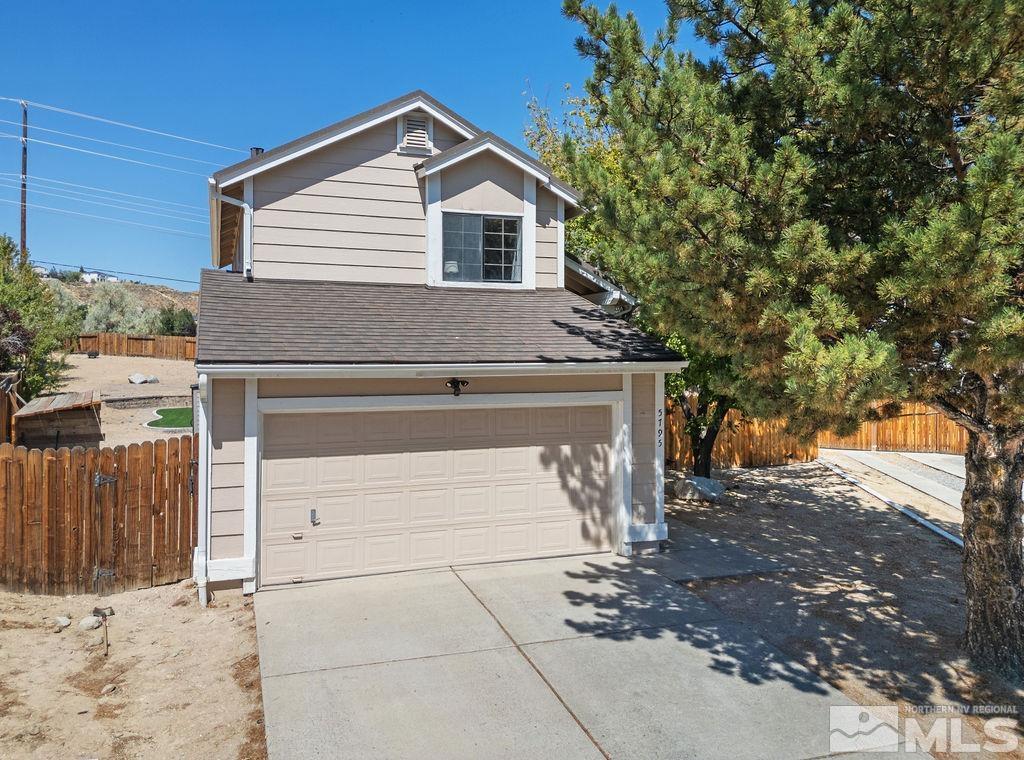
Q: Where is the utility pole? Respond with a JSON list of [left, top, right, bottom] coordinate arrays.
[[20, 100, 27, 265]]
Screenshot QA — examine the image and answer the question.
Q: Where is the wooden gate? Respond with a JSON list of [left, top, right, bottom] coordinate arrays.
[[0, 434, 197, 595]]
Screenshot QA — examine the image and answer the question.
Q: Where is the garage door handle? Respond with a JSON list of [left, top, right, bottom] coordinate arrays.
[[310, 508, 320, 526], [291, 532, 303, 540]]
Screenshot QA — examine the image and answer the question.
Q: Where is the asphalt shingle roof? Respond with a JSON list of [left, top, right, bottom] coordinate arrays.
[[197, 269, 680, 366]]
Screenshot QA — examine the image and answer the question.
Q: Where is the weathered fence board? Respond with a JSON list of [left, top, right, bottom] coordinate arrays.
[[0, 434, 197, 595], [666, 401, 819, 470], [71, 333, 196, 361], [817, 402, 969, 454]]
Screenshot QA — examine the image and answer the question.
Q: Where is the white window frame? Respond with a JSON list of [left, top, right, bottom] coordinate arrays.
[[441, 211, 524, 285]]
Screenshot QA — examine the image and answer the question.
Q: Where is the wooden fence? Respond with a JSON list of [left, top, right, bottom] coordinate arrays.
[[666, 402, 819, 469], [817, 402, 969, 454], [72, 333, 196, 361], [0, 434, 197, 595], [0, 373, 19, 445]]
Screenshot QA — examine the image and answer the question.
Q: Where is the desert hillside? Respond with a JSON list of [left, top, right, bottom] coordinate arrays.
[[53, 279, 198, 313]]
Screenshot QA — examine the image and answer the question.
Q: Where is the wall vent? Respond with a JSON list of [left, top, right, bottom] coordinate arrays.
[[400, 113, 432, 154]]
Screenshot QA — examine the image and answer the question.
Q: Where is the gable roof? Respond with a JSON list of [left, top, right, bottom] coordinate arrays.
[[212, 90, 482, 188], [197, 269, 680, 366], [416, 131, 582, 206]]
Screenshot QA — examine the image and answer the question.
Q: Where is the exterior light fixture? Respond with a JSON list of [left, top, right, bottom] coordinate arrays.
[[445, 378, 469, 396]]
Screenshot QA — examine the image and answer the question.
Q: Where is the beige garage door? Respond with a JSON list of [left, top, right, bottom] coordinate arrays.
[[259, 405, 615, 586]]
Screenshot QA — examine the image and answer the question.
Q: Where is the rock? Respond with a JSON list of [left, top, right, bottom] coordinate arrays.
[[54, 615, 71, 630], [90, 635, 105, 647], [100, 684, 117, 696], [146, 375, 159, 384], [673, 476, 726, 503], [78, 615, 102, 630], [128, 373, 148, 384]]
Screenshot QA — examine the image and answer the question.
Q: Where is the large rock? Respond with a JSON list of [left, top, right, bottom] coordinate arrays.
[[78, 615, 102, 630], [673, 476, 726, 503]]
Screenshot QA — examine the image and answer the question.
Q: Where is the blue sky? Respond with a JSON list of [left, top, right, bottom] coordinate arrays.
[[1, 1, 707, 290]]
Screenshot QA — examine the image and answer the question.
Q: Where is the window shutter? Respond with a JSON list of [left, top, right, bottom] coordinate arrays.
[[402, 114, 430, 152]]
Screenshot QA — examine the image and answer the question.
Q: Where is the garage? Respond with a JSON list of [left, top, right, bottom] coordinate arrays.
[[259, 404, 615, 586]]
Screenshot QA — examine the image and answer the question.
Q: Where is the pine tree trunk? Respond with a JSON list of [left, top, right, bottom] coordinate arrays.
[[961, 429, 1024, 677], [688, 405, 727, 479]]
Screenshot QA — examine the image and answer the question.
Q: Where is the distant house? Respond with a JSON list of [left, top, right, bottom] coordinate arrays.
[[31, 265, 48, 277], [81, 271, 119, 284]]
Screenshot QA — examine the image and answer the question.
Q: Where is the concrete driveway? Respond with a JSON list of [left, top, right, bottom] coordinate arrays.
[[255, 547, 915, 759]]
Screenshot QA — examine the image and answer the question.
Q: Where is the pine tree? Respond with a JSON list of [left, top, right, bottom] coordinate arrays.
[[563, 0, 1024, 675]]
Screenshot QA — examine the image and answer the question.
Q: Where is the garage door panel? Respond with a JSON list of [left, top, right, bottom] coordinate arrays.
[[409, 449, 450, 482], [364, 533, 407, 569], [452, 486, 491, 520], [495, 523, 532, 557], [316, 493, 361, 530], [452, 448, 491, 479], [409, 529, 449, 566], [494, 484, 532, 518], [314, 536, 360, 575], [264, 494, 313, 536], [363, 491, 407, 527], [261, 404, 614, 585], [363, 452, 407, 484], [409, 489, 449, 523], [316, 454, 362, 487]]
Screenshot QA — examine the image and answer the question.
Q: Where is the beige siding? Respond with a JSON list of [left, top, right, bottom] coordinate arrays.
[[252, 117, 464, 284], [210, 379, 245, 560], [258, 374, 623, 399], [440, 151, 523, 214], [631, 373, 658, 524], [536, 187, 559, 289]]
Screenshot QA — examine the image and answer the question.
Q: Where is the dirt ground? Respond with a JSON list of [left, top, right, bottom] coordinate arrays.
[[668, 462, 1024, 756], [55, 354, 197, 449], [0, 581, 265, 760]]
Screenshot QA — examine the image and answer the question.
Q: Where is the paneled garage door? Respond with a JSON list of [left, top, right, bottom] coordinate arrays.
[[259, 405, 615, 586]]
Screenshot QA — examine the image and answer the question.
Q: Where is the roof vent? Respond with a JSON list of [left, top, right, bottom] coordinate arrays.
[[250, 146, 264, 157], [399, 113, 431, 154]]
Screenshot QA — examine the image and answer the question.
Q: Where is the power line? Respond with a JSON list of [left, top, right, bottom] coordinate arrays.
[[0, 179, 206, 224], [0, 97, 248, 154], [0, 197, 207, 239], [0, 174, 207, 219], [0, 118, 221, 166], [0, 172, 205, 211], [30, 257, 198, 285], [0, 133, 207, 176]]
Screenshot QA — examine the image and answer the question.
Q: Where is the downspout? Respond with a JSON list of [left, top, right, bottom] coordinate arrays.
[[210, 181, 254, 282], [194, 373, 211, 606]]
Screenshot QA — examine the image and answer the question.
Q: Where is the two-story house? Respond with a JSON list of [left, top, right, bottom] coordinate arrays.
[[194, 91, 683, 601]]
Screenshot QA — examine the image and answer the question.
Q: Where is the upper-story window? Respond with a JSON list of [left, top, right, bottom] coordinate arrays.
[[443, 213, 521, 283]]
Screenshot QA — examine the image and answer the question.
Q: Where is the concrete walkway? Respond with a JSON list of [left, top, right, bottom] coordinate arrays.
[[255, 537, 916, 759], [822, 449, 964, 508]]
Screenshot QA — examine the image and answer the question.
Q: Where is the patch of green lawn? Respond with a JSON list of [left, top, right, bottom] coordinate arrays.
[[147, 407, 193, 429]]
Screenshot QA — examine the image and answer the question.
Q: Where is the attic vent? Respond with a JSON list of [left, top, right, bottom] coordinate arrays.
[[400, 113, 432, 154]]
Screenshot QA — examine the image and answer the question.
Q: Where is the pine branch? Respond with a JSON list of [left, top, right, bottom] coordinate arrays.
[[929, 396, 989, 436]]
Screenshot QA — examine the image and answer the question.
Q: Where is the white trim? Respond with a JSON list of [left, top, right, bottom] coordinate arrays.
[[523, 173, 537, 289], [564, 257, 637, 307], [441, 208, 525, 218], [544, 182, 580, 206], [242, 178, 254, 279], [258, 390, 623, 415], [207, 557, 254, 581], [196, 361, 687, 379], [619, 374, 633, 556], [425, 173, 442, 285], [217, 99, 475, 187], [556, 197, 565, 289], [194, 373, 211, 605], [417, 140, 549, 183], [654, 372, 666, 528], [628, 522, 668, 542], [242, 379, 258, 586]]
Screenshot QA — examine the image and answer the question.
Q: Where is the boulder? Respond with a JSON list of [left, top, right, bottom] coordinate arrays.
[[78, 615, 102, 631], [128, 373, 147, 384], [146, 375, 159, 384], [673, 476, 726, 503], [53, 615, 71, 630]]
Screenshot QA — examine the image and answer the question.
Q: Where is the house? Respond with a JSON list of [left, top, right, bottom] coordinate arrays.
[[194, 90, 683, 602], [80, 270, 118, 284]]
